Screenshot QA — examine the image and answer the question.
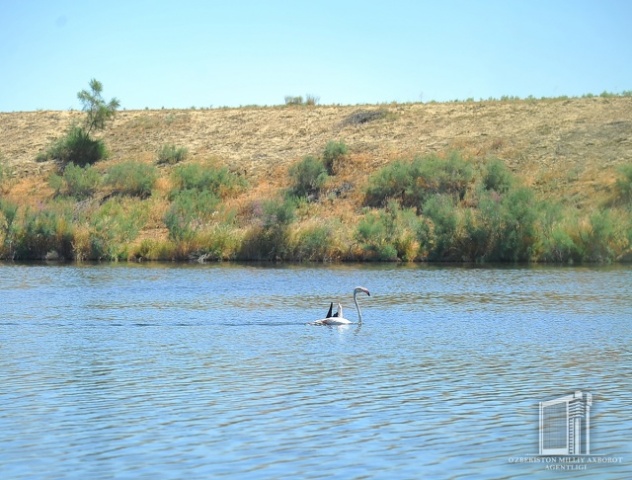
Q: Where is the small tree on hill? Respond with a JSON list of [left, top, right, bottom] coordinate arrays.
[[77, 78, 120, 134], [289, 155, 328, 199], [38, 79, 120, 168], [322, 140, 348, 175]]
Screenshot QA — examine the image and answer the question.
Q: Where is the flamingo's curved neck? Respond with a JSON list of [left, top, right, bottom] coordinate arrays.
[[354, 291, 363, 323]]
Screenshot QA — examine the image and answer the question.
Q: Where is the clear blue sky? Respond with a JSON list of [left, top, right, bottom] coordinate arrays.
[[1, 0, 631, 111]]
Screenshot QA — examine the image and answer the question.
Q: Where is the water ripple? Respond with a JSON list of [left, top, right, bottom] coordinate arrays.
[[0, 264, 630, 479]]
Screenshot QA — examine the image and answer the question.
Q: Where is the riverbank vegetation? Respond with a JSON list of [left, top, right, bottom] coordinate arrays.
[[1, 149, 630, 263], [1, 88, 631, 264]]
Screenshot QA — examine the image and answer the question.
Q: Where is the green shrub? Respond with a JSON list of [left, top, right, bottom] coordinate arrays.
[[355, 202, 422, 261], [156, 144, 188, 165], [176, 189, 220, 219], [539, 224, 582, 264], [385, 205, 423, 261], [166, 163, 244, 242], [356, 212, 388, 256], [496, 187, 538, 261], [87, 198, 148, 260], [0, 199, 19, 259], [365, 153, 473, 210], [171, 163, 246, 197], [166, 190, 221, 241], [289, 156, 328, 199], [135, 238, 178, 261], [355, 211, 400, 261], [421, 152, 474, 200], [481, 157, 514, 193], [305, 94, 319, 106], [282, 94, 319, 106], [239, 198, 296, 260], [284, 96, 304, 105], [164, 207, 194, 242], [459, 208, 490, 262], [461, 186, 538, 262], [49, 163, 101, 199], [105, 161, 157, 198], [165, 190, 221, 241], [422, 194, 459, 261], [615, 163, 632, 205], [579, 210, 617, 263], [191, 225, 242, 261], [365, 159, 421, 208], [13, 208, 74, 260], [262, 197, 296, 228], [457, 190, 508, 262], [291, 224, 335, 262], [322, 141, 348, 175], [39, 126, 107, 167]]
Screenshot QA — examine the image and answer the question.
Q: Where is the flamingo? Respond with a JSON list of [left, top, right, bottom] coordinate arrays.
[[310, 287, 370, 326]]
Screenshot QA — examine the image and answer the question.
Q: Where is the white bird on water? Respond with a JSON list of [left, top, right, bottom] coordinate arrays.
[[309, 287, 371, 326]]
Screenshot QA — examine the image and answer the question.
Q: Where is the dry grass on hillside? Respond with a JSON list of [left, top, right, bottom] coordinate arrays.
[[1, 96, 632, 209]]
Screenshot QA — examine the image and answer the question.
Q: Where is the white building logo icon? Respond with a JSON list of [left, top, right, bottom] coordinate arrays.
[[539, 391, 592, 455]]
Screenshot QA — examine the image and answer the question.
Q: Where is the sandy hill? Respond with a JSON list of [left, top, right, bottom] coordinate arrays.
[[1, 96, 631, 206]]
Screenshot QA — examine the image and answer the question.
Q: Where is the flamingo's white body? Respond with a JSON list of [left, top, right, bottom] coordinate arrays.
[[310, 287, 370, 326]]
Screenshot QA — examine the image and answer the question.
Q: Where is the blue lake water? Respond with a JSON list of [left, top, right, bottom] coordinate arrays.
[[0, 263, 630, 479]]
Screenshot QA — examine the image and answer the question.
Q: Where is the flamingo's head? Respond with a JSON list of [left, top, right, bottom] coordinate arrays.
[[354, 286, 370, 297]]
